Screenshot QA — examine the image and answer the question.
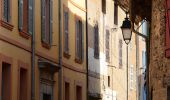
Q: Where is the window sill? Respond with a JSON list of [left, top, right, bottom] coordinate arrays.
[[0, 20, 14, 31], [75, 58, 83, 64], [42, 41, 51, 49], [19, 30, 31, 39], [63, 52, 71, 59]]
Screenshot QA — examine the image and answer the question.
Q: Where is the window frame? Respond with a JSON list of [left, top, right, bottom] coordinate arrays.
[[1, 0, 14, 31]]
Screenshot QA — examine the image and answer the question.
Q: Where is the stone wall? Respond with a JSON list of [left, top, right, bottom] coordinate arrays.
[[150, 0, 169, 100]]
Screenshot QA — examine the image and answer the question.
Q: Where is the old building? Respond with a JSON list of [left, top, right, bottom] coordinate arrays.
[[117, 0, 170, 99], [61, 0, 87, 100], [87, 0, 138, 100], [0, 0, 60, 100]]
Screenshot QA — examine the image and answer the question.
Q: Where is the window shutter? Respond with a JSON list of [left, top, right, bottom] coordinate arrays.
[[28, 0, 33, 34], [41, 0, 46, 42], [18, 0, 23, 30], [76, 19, 79, 58], [166, 0, 170, 57], [49, 0, 53, 46], [64, 12, 69, 53], [3, 0, 8, 21], [81, 22, 84, 61]]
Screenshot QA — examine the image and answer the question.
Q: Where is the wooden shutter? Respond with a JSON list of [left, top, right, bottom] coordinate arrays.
[[106, 30, 110, 62], [3, 0, 8, 22], [64, 11, 69, 53], [28, 0, 33, 34], [76, 19, 79, 59], [49, 0, 53, 46], [166, 0, 170, 57], [18, 0, 23, 30], [41, 0, 46, 42], [81, 22, 84, 61], [94, 25, 99, 58]]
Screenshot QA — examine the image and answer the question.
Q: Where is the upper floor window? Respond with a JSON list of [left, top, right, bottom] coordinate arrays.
[[114, 0, 118, 25], [94, 24, 99, 59], [63, 6, 70, 57], [3, 0, 11, 22], [102, 0, 106, 14], [119, 39, 123, 67], [105, 30, 110, 62], [75, 17, 84, 63], [41, 0, 53, 48], [18, 0, 34, 38], [142, 51, 146, 68]]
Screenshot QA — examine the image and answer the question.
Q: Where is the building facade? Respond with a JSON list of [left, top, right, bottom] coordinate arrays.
[[0, 0, 60, 100], [87, 0, 137, 100], [61, 0, 87, 100]]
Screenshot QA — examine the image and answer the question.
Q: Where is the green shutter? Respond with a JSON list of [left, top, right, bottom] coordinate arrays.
[[49, 0, 53, 46], [28, 0, 33, 34], [41, 0, 46, 42], [18, 0, 23, 30]]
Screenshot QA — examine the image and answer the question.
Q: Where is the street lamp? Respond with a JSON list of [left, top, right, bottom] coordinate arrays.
[[121, 12, 132, 100]]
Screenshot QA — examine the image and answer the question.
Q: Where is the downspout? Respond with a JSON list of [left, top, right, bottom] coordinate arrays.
[[58, 0, 62, 99], [31, 0, 35, 99], [85, 0, 89, 100]]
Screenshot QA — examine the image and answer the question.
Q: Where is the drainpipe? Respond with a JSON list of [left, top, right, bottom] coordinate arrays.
[[132, 23, 150, 100], [85, 0, 89, 100], [31, 0, 35, 99], [58, 0, 62, 99]]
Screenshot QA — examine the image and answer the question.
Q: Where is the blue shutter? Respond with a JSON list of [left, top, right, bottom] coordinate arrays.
[[18, 0, 23, 30], [49, 0, 53, 46], [28, 0, 33, 34], [41, 0, 46, 42]]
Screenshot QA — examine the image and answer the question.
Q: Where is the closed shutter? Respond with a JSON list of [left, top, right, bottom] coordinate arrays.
[[49, 0, 53, 46], [76, 19, 79, 58], [28, 0, 33, 34], [166, 0, 170, 57], [64, 11, 69, 53], [41, 0, 46, 42], [18, 0, 23, 30], [81, 22, 84, 61], [3, 0, 9, 22], [106, 30, 110, 62], [94, 25, 99, 58]]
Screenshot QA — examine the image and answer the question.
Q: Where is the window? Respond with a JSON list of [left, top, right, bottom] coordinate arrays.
[[76, 86, 82, 100], [65, 82, 70, 100], [165, 0, 170, 57], [63, 7, 69, 56], [102, 0, 106, 14], [105, 30, 110, 62], [19, 68, 28, 100], [130, 65, 134, 90], [108, 76, 110, 87], [40, 71, 53, 100], [41, 0, 53, 47], [1, 63, 11, 100], [75, 17, 84, 63], [94, 24, 99, 58], [119, 39, 123, 67], [3, 0, 10, 22], [18, 0, 33, 36], [114, 0, 118, 25]]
